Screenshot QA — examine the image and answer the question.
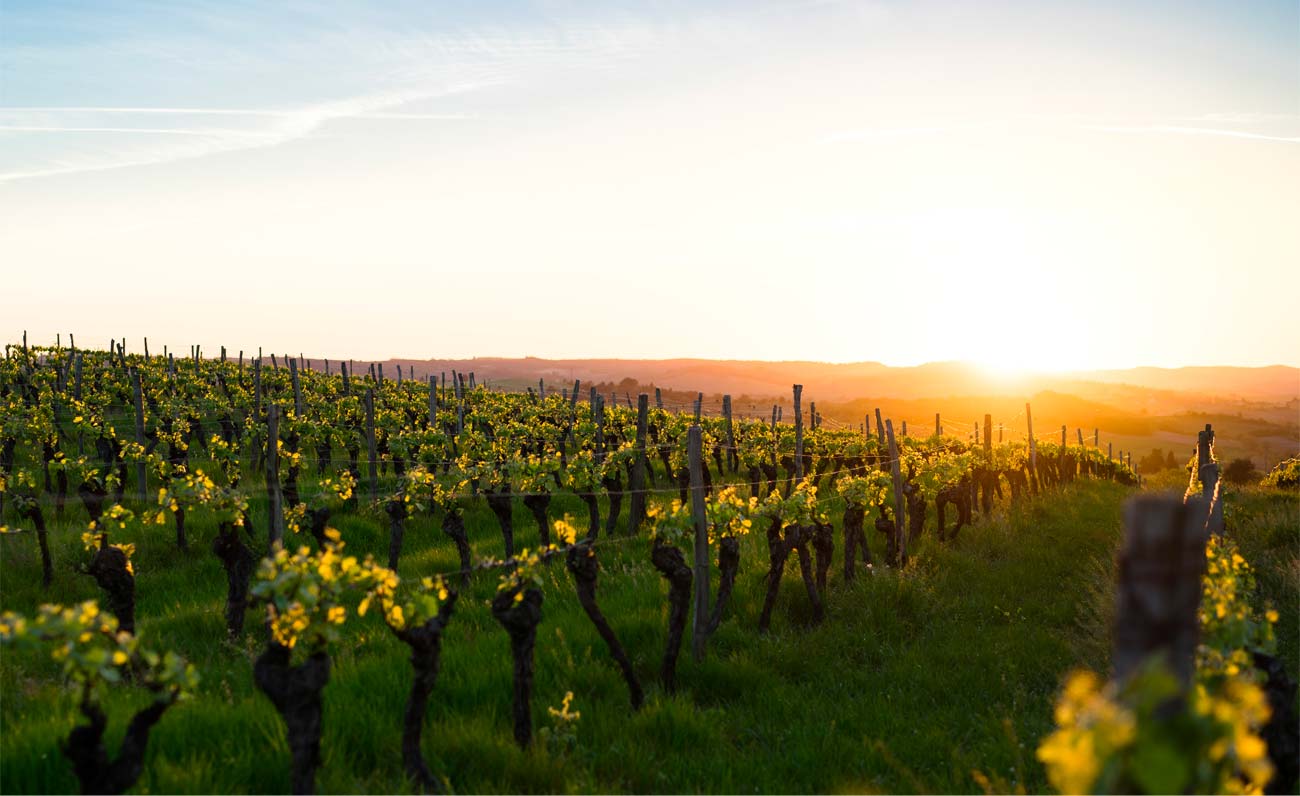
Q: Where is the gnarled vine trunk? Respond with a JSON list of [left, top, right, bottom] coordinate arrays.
[[491, 587, 543, 748], [62, 697, 174, 795], [395, 594, 458, 791], [650, 541, 692, 691], [254, 645, 331, 795], [567, 542, 643, 709]]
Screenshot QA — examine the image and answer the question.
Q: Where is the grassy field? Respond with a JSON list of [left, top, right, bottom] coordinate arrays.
[[1, 475, 1278, 794]]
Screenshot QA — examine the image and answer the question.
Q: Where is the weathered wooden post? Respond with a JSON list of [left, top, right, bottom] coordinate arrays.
[[289, 357, 303, 417], [723, 395, 736, 472], [132, 370, 146, 504], [254, 359, 263, 412], [1026, 402, 1037, 476], [693, 392, 703, 422], [266, 404, 285, 552], [427, 375, 437, 426], [885, 419, 907, 565], [629, 394, 649, 535], [655, 387, 663, 410], [1114, 495, 1208, 686], [874, 408, 885, 446], [793, 384, 804, 481], [365, 389, 378, 502], [688, 425, 711, 661], [984, 414, 993, 458], [936, 413, 941, 438]]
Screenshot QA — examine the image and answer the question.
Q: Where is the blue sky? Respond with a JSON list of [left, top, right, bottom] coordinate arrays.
[[1, 1, 1297, 367]]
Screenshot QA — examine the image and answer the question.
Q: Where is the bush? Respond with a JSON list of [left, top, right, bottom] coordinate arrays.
[[1223, 458, 1259, 486]]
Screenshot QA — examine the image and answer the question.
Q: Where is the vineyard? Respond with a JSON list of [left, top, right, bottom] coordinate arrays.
[[0, 340, 1291, 794]]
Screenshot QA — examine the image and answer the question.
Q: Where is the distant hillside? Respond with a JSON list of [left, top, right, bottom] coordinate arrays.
[[335, 356, 1298, 408]]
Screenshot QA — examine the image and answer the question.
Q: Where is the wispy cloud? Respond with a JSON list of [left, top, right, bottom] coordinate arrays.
[[0, 81, 495, 182], [1081, 124, 1300, 144], [817, 115, 1300, 146]]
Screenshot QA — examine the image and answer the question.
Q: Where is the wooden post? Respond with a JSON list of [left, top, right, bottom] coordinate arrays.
[[1109, 442, 1113, 461], [266, 404, 285, 552], [254, 359, 263, 412], [365, 389, 378, 502], [936, 413, 941, 438], [688, 425, 711, 661], [594, 396, 606, 463], [655, 387, 663, 409], [694, 392, 703, 422], [1061, 424, 1067, 448], [984, 414, 993, 459], [289, 357, 303, 417], [132, 370, 146, 504], [428, 375, 437, 426], [874, 408, 885, 446], [864, 415, 870, 440], [793, 384, 804, 481], [885, 419, 907, 564], [629, 394, 649, 534], [901, 420, 907, 437], [1093, 428, 1098, 448], [570, 380, 580, 410], [809, 401, 817, 431], [1025, 402, 1037, 474], [723, 395, 736, 472], [999, 423, 1003, 443], [1114, 495, 1208, 686], [143, 338, 150, 358]]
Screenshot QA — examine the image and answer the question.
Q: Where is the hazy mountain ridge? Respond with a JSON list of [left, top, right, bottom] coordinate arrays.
[[356, 357, 1298, 407]]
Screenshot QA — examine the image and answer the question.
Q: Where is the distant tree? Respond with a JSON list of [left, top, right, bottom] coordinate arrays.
[[1139, 449, 1168, 473], [1165, 451, 1177, 470], [1223, 458, 1259, 485]]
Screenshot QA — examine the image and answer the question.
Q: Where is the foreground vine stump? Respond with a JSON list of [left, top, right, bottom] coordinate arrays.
[[254, 645, 331, 795], [394, 593, 458, 791], [491, 586, 543, 747], [212, 523, 254, 638], [651, 540, 692, 690], [567, 541, 643, 709]]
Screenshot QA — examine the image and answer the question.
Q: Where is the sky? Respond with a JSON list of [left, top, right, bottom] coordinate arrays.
[[1, 0, 1297, 370]]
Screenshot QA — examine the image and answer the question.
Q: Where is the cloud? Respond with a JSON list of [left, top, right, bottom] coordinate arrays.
[[1081, 124, 1300, 144], [0, 81, 496, 182]]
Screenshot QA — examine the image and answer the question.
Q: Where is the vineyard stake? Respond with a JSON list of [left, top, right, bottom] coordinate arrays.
[[629, 393, 649, 535], [1114, 495, 1207, 686], [289, 357, 303, 417], [132, 370, 147, 504], [688, 425, 711, 661], [793, 384, 804, 481], [366, 389, 378, 502], [885, 419, 906, 565], [265, 403, 285, 552]]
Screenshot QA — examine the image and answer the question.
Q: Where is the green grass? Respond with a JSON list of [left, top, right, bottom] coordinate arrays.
[[1, 478, 1134, 794]]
